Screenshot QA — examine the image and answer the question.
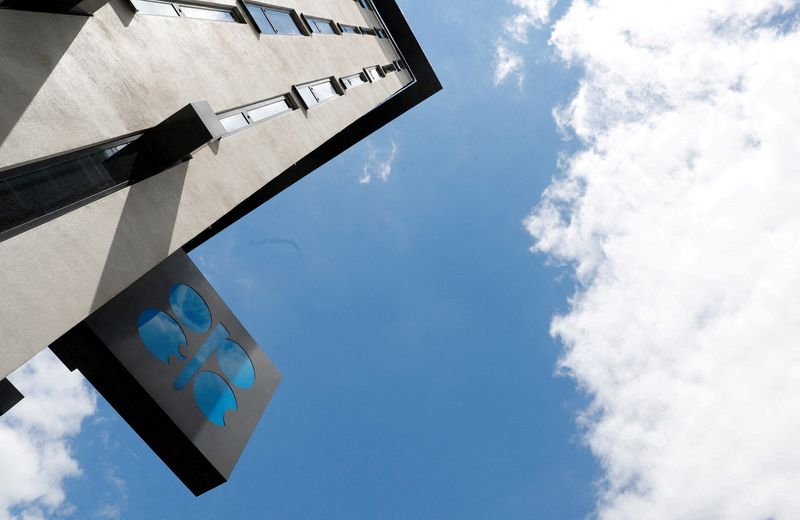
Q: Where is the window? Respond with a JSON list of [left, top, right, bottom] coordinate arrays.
[[365, 66, 383, 82], [375, 28, 387, 38], [220, 113, 249, 133], [360, 27, 376, 36], [339, 24, 360, 34], [244, 3, 303, 35], [305, 16, 337, 34], [340, 73, 366, 90], [218, 96, 294, 135], [355, 0, 373, 11], [130, 0, 240, 21], [0, 135, 141, 238], [295, 79, 341, 109], [383, 63, 396, 73]]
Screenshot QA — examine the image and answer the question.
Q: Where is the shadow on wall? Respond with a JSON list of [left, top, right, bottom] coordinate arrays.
[[0, 10, 88, 158], [90, 161, 189, 312]]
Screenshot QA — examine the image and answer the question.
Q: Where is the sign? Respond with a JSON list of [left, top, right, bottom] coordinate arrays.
[[50, 249, 281, 495]]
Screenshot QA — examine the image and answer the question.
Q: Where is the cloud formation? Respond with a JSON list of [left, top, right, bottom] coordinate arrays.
[[359, 140, 398, 184], [493, 41, 525, 87], [527, 1, 800, 518], [494, 0, 558, 86], [0, 350, 96, 520]]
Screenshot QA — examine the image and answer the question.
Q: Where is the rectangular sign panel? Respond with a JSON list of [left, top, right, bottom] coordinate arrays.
[[51, 249, 281, 495]]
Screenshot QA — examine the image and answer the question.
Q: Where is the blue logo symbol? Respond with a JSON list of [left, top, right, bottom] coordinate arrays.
[[136, 284, 255, 426]]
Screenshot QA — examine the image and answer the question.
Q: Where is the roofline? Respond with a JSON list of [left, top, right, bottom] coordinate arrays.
[[184, 0, 441, 252]]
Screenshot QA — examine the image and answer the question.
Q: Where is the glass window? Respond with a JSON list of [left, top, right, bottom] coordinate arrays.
[[307, 17, 336, 34], [310, 81, 337, 101], [296, 79, 340, 108], [264, 7, 302, 34], [341, 74, 365, 89], [339, 24, 359, 34], [131, 0, 179, 16], [0, 136, 140, 236], [375, 28, 387, 38], [366, 66, 382, 82], [245, 3, 272, 33], [178, 4, 237, 22], [248, 98, 291, 122], [220, 113, 249, 133]]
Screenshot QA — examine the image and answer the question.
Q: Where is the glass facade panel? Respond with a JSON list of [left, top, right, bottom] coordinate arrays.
[[297, 86, 318, 108], [310, 81, 337, 102], [248, 99, 291, 122], [366, 67, 381, 81], [245, 3, 273, 33], [220, 113, 249, 133], [342, 74, 365, 89], [308, 17, 336, 34], [340, 24, 359, 34], [179, 5, 236, 22], [131, 0, 179, 16], [0, 139, 138, 235], [264, 8, 302, 34]]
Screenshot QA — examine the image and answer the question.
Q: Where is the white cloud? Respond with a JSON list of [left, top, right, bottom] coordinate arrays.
[[506, 0, 559, 43], [493, 0, 557, 86], [359, 140, 398, 184], [0, 350, 97, 520], [527, 0, 800, 518], [493, 40, 525, 87]]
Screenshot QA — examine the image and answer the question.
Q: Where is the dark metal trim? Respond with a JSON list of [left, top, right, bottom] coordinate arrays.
[[0, 378, 23, 417]]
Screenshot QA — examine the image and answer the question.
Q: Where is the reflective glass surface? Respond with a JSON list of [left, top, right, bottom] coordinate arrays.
[[342, 74, 365, 89], [131, 0, 178, 16], [309, 17, 336, 34], [0, 139, 137, 236], [340, 24, 359, 34], [310, 81, 337, 101], [137, 309, 187, 364], [193, 371, 237, 426], [220, 113, 249, 133], [169, 284, 212, 333], [217, 340, 255, 388], [245, 3, 273, 33], [297, 86, 319, 108], [248, 99, 291, 122], [367, 67, 381, 81], [179, 5, 236, 22], [264, 8, 302, 34]]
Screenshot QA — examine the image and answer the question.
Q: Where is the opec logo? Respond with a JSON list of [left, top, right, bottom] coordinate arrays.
[[136, 284, 255, 426]]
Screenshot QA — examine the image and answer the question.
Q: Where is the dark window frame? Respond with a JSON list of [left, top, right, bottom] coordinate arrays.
[[338, 23, 361, 34], [302, 14, 341, 35], [240, 1, 308, 35], [0, 132, 143, 243]]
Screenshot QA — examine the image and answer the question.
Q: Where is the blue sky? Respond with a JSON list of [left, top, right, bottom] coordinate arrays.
[[52, 1, 602, 518]]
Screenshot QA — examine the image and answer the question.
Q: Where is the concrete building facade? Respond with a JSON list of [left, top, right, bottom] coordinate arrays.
[[0, 0, 439, 380]]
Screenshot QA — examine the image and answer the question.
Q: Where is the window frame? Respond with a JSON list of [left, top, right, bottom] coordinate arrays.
[[216, 94, 297, 137], [241, 1, 309, 36], [364, 66, 385, 83], [302, 14, 341, 35], [338, 23, 361, 34], [340, 73, 367, 90], [292, 77, 344, 109], [129, 0, 244, 22]]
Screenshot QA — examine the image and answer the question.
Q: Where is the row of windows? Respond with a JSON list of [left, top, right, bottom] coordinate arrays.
[[217, 63, 400, 135], [0, 60, 404, 239], [129, 0, 389, 40]]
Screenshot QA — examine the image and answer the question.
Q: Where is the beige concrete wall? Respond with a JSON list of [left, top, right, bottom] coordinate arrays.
[[0, 0, 411, 378]]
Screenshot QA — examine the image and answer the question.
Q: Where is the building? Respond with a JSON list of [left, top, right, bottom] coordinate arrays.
[[0, 0, 440, 385]]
